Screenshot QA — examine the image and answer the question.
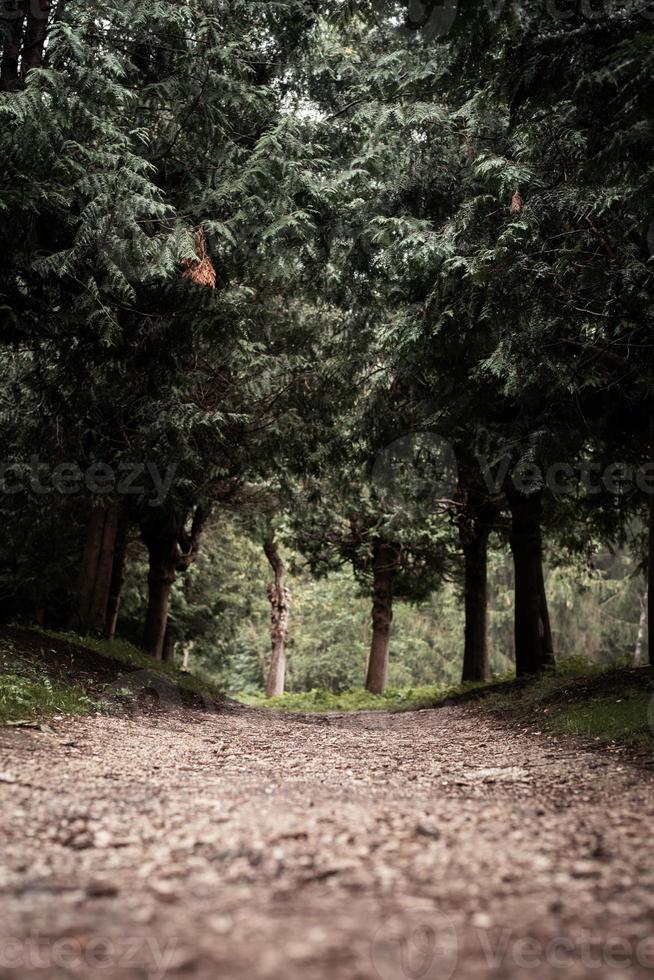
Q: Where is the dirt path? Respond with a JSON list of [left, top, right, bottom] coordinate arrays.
[[1, 701, 653, 979]]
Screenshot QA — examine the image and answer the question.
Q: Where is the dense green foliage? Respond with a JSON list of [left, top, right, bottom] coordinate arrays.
[[1, 1, 652, 698]]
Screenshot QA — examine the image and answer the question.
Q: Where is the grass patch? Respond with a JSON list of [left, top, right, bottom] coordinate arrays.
[[548, 694, 651, 739], [481, 658, 653, 744], [0, 627, 225, 724], [236, 680, 492, 713], [40, 629, 226, 706], [44, 632, 156, 670], [238, 656, 654, 745], [0, 637, 98, 724]]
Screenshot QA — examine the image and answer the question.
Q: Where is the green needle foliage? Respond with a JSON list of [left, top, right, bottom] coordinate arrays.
[[1, 1, 653, 701]]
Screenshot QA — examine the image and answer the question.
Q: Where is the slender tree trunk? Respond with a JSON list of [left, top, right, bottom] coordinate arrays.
[[142, 548, 176, 661], [51, 0, 67, 26], [105, 513, 129, 639], [21, 0, 50, 76], [71, 506, 106, 631], [365, 541, 397, 695], [263, 535, 290, 698], [508, 490, 544, 676], [635, 591, 647, 664], [71, 503, 118, 634], [648, 411, 654, 666], [87, 503, 119, 633], [162, 623, 175, 663], [538, 559, 555, 669], [461, 526, 490, 683], [0, 0, 25, 91]]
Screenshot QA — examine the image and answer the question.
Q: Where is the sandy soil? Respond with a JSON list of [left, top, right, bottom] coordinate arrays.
[[1, 699, 654, 979]]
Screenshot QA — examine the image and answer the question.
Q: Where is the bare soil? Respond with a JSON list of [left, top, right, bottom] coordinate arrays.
[[2, 693, 654, 980]]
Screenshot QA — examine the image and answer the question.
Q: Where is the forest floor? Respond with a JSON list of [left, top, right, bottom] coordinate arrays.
[[2, 684, 654, 979]]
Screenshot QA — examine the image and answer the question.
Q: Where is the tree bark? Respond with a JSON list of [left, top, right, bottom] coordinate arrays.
[[365, 541, 397, 695], [71, 503, 118, 634], [142, 546, 177, 661], [635, 590, 647, 664], [508, 489, 545, 676], [0, 0, 25, 91], [538, 558, 555, 669], [176, 505, 208, 572], [105, 513, 129, 639], [181, 642, 193, 673], [21, 0, 50, 76], [140, 507, 207, 661], [87, 502, 119, 633], [648, 410, 654, 666], [71, 505, 106, 632], [461, 526, 490, 683], [263, 535, 290, 698], [162, 622, 175, 663]]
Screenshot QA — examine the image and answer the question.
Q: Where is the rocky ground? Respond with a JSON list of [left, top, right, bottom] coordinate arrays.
[[1, 697, 654, 979]]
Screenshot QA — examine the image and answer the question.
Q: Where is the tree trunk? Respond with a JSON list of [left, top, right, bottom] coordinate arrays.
[[105, 513, 129, 639], [648, 411, 654, 666], [71, 503, 118, 634], [71, 506, 106, 632], [508, 489, 544, 676], [21, 0, 50, 76], [461, 526, 490, 683], [181, 642, 193, 673], [87, 503, 119, 633], [142, 548, 176, 661], [141, 508, 208, 661], [538, 559, 555, 669], [635, 591, 647, 664], [162, 623, 175, 663], [365, 541, 397, 695], [0, 0, 25, 91], [263, 535, 290, 698]]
